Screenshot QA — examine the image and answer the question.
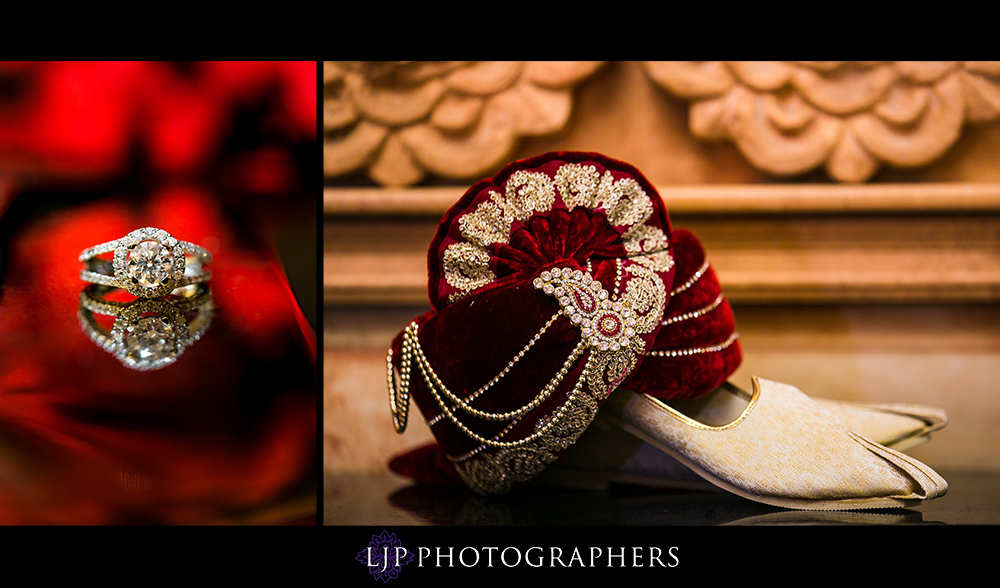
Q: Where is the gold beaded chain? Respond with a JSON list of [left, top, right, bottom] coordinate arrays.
[[444, 262, 627, 461], [387, 308, 577, 435], [671, 259, 710, 295], [647, 332, 740, 357], [386, 262, 617, 448], [391, 260, 613, 434], [414, 339, 595, 449], [426, 311, 564, 426], [414, 333, 587, 423], [387, 321, 418, 433], [662, 293, 724, 326]]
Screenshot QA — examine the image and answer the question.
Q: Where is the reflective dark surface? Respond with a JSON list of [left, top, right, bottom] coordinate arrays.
[[326, 469, 1000, 525]]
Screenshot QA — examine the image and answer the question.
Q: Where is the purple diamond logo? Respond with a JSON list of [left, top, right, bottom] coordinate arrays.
[[356, 530, 414, 582]]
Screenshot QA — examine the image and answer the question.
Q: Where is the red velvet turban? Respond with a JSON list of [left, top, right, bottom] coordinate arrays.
[[388, 152, 740, 494]]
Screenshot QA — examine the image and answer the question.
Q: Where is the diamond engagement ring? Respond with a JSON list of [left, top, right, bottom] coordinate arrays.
[[78, 283, 215, 370], [79, 227, 213, 298]]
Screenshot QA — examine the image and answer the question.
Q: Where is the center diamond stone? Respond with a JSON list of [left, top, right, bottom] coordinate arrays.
[[126, 240, 174, 289], [123, 316, 179, 367]]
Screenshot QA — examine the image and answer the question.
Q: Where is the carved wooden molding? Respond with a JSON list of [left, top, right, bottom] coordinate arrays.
[[326, 182, 1000, 215], [642, 61, 1000, 182], [324, 61, 604, 186], [325, 183, 1000, 306]]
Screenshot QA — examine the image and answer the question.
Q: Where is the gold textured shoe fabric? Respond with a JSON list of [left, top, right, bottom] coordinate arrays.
[[599, 376, 948, 510]]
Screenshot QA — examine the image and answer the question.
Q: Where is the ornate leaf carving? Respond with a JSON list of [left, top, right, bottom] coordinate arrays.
[[643, 61, 1000, 182], [324, 61, 603, 186]]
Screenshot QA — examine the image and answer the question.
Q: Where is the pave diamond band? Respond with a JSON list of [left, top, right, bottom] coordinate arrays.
[[78, 283, 214, 371], [80, 227, 213, 298]]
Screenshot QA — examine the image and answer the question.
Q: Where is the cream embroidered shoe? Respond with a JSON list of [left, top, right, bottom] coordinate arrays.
[[537, 381, 947, 493], [576, 377, 948, 510]]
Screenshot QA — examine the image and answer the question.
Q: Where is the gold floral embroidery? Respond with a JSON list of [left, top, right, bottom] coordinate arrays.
[[444, 162, 672, 301], [460, 446, 559, 495], [621, 263, 666, 335], [502, 171, 556, 221], [604, 176, 652, 228], [553, 163, 601, 209], [458, 199, 510, 247], [442, 242, 494, 293], [587, 352, 637, 402], [630, 248, 675, 273], [623, 224, 670, 256]]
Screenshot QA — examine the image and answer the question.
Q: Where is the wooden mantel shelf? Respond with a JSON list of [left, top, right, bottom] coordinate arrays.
[[326, 183, 1000, 216], [324, 183, 1000, 306]]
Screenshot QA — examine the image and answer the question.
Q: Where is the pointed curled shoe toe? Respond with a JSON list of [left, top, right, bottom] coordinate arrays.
[[813, 398, 947, 453], [601, 376, 948, 510]]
